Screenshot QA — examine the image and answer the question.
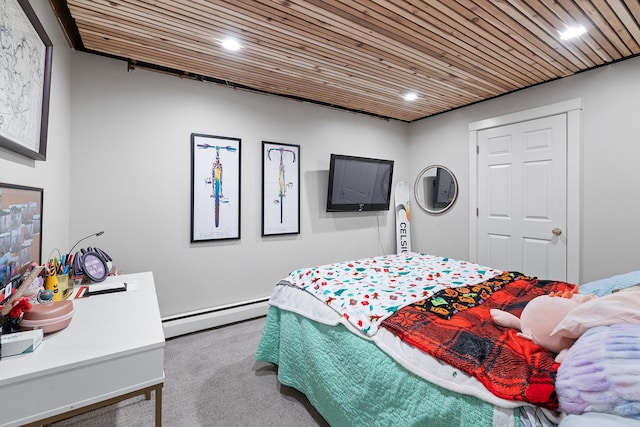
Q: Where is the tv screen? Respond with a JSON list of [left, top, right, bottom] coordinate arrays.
[[326, 154, 394, 212]]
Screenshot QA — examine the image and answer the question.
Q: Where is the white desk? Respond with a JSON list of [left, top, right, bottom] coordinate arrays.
[[0, 272, 165, 427]]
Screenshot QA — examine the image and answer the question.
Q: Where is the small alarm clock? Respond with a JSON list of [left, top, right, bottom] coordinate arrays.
[[73, 247, 111, 282], [82, 251, 108, 282]]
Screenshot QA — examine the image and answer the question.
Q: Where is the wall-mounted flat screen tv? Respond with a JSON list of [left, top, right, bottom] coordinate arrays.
[[326, 154, 394, 212]]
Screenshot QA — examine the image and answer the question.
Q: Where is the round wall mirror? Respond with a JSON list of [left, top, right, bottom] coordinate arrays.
[[414, 165, 458, 214]]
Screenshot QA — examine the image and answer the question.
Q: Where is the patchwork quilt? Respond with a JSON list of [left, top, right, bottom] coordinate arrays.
[[382, 277, 578, 410], [279, 252, 501, 335]]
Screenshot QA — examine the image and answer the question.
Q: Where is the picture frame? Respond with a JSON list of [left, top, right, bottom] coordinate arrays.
[[0, 183, 43, 287], [262, 141, 300, 236], [0, 0, 53, 161], [191, 133, 241, 242]]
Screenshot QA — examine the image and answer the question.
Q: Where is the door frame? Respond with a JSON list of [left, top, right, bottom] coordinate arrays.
[[468, 99, 582, 284]]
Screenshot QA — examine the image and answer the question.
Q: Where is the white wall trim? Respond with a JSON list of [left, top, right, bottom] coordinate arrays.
[[468, 129, 478, 262], [566, 108, 582, 284], [468, 98, 583, 131], [162, 298, 269, 338], [468, 98, 582, 284]]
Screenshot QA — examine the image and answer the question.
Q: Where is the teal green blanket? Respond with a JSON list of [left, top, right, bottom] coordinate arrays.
[[255, 306, 519, 427]]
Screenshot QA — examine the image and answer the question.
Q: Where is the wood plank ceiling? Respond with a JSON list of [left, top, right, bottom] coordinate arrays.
[[50, 0, 640, 122]]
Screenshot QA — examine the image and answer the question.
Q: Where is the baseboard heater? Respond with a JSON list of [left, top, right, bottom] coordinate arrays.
[[162, 297, 269, 339]]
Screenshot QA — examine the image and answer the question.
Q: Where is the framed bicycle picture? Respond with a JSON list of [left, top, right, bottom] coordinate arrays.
[[262, 141, 300, 236], [0, 0, 53, 161], [191, 133, 241, 242]]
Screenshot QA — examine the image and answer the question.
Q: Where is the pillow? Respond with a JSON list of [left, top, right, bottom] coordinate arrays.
[[556, 324, 640, 419], [551, 288, 640, 338], [579, 271, 640, 297]]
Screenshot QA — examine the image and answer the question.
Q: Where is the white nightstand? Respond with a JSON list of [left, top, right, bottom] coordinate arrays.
[[0, 272, 165, 427]]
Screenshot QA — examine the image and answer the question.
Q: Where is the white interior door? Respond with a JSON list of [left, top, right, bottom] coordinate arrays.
[[477, 114, 567, 280]]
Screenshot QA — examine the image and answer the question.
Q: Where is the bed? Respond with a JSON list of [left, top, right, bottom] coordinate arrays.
[[254, 252, 640, 427]]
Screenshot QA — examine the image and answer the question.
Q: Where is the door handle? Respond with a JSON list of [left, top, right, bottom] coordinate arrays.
[[552, 228, 562, 236]]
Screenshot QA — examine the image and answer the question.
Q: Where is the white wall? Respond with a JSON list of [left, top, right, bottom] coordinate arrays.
[[409, 56, 640, 284], [69, 52, 409, 317], [0, 1, 72, 263]]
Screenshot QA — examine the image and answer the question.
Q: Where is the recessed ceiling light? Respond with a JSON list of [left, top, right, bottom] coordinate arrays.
[[222, 38, 241, 51], [403, 92, 418, 101], [559, 25, 586, 40]]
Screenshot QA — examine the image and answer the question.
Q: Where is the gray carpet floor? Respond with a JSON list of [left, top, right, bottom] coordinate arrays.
[[53, 316, 329, 426]]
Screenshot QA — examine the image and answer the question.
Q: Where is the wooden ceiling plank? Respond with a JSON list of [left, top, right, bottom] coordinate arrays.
[[432, 1, 564, 80], [226, 0, 510, 97], [69, 10, 214, 53], [282, 0, 515, 107], [165, 2, 500, 100], [538, 0, 611, 62], [623, 0, 640, 23], [226, 1, 509, 107], [449, 0, 585, 72], [463, 0, 596, 71], [554, 0, 628, 59], [401, 0, 561, 80], [224, 0, 456, 96], [338, 0, 541, 87], [587, 0, 634, 55], [63, 2, 430, 120], [189, 0, 596, 100], [622, 0, 640, 52], [68, 0, 233, 47], [70, 2, 438, 101], [300, 0, 519, 92], [509, 0, 607, 65], [211, 0, 491, 100], [79, 1, 484, 105], [603, 0, 640, 52]]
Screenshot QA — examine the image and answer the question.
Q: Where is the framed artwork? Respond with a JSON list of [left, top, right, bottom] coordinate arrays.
[[0, 183, 43, 287], [191, 133, 241, 242], [262, 141, 300, 236], [0, 0, 53, 161]]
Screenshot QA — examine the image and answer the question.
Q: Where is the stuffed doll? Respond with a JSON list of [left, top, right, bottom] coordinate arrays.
[[490, 289, 595, 363]]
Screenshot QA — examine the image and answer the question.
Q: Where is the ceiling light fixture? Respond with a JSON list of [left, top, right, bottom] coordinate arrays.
[[559, 25, 586, 40], [403, 92, 418, 101], [222, 38, 241, 51]]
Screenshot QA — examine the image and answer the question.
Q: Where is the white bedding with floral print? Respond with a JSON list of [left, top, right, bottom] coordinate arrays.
[[278, 251, 502, 336]]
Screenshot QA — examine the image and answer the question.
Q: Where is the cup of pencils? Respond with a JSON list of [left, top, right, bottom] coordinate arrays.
[[45, 255, 73, 301]]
